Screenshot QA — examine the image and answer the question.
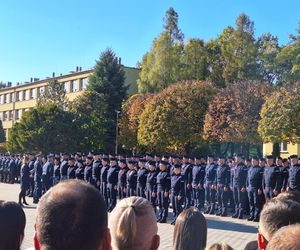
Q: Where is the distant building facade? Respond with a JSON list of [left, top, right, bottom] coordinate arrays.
[[0, 66, 140, 139]]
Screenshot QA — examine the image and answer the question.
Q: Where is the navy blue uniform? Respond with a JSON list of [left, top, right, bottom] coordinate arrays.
[[216, 164, 231, 216], [126, 169, 137, 197], [53, 164, 60, 185], [263, 164, 281, 200], [146, 170, 157, 211], [107, 165, 119, 211], [67, 166, 76, 179], [118, 167, 128, 199], [33, 160, 43, 203], [100, 165, 109, 205], [204, 163, 217, 213], [247, 165, 263, 220], [84, 164, 93, 184], [20, 163, 30, 191], [280, 167, 289, 191], [137, 167, 148, 198], [288, 165, 300, 191], [192, 163, 206, 210], [232, 162, 248, 218], [156, 170, 171, 221], [75, 166, 84, 180], [181, 163, 192, 208], [28, 160, 35, 196], [60, 160, 68, 181], [171, 174, 185, 219], [92, 160, 101, 189]]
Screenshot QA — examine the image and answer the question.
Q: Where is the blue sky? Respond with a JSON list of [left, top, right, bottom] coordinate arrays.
[[0, 0, 299, 84]]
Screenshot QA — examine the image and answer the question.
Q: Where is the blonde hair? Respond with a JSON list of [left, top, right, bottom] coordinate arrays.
[[111, 196, 157, 250], [205, 242, 234, 250], [173, 208, 207, 250]]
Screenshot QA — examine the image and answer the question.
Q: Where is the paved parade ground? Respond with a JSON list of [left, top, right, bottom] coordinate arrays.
[[0, 183, 258, 250]]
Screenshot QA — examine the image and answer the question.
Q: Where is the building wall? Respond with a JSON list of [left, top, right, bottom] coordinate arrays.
[[263, 142, 300, 158], [0, 67, 140, 139]]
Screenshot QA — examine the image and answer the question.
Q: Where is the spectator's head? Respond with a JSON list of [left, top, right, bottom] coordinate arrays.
[[205, 242, 234, 250], [276, 191, 300, 203], [266, 224, 300, 250], [109, 196, 160, 250], [258, 199, 300, 250], [173, 208, 207, 250], [34, 179, 110, 250], [0, 201, 26, 250]]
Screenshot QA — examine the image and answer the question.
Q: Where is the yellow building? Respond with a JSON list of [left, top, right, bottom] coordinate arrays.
[[0, 66, 140, 139], [263, 142, 300, 158]]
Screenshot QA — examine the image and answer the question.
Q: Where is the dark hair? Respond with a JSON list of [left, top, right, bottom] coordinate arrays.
[[260, 199, 300, 239], [0, 201, 26, 250], [173, 208, 207, 250], [36, 179, 108, 250]]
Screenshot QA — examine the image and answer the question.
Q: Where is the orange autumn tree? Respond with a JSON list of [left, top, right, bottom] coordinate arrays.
[[203, 81, 273, 156], [119, 93, 153, 153]]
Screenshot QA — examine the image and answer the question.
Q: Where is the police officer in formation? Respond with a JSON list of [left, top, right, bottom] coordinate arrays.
[[2, 151, 300, 225]]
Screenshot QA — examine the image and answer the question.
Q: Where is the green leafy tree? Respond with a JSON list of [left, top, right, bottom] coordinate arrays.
[[70, 91, 112, 152], [7, 104, 79, 153], [258, 84, 300, 143], [0, 121, 6, 143], [37, 79, 67, 108], [138, 81, 217, 154], [203, 81, 273, 156], [137, 8, 184, 93]]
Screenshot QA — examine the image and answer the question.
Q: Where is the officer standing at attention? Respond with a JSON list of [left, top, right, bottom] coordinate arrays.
[[19, 155, 30, 206], [100, 156, 109, 205], [33, 153, 43, 204], [246, 156, 263, 222], [91, 151, 102, 189], [75, 160, 85, 180], [42, 154, 54, 192], [52, 157, 61, 185], [192, 156, 206, 211], [126, 160, 137, 197], [232, 154, 248, 219], [278, 157, 289, 193], [137, 158, 148, 198], [287, 155, 300, 192], [204, 155, 217, 214], [67, 157, 76, 179], [117, 159, 128, 200], [28, 153, 35, 197], [146, 160, 157, 212], [170, 164, 185, 225], [156, 160, 171, 223], [84, 156, 93, 184], [60, 153, 69, 181], [181, 156, 193, 208], [107, 158, 119, 212], [216, 156, 231, 216], [263, 155, 281, 200]]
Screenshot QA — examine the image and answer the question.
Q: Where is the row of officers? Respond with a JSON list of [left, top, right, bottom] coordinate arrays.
[[3, 152, 300, 225]]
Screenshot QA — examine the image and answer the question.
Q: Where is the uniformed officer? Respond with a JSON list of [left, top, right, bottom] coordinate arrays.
[[60, 153, 69, 181], [181, 156, 192, 208], [287, 155, 300, 192], [100, 156, 110, 205], [42, 154, 54, 192], [137, 159, 148, 198], [52, 156, 61, 185], [92, 151, 102, 189], [216, 156, 231, 216], [278, 157, 289, 192], [192, 156, 206, 211], [146, 161, 157, 212], [33, 153, 43, 204], [117, 159, 128, 200], [263, 155, 281, 200], [8, 154, 17, 183], [246, 156, 264, 222], [67, 157, 76, 179], [204, 155, 217, 214], [19, 155, 30, 206], [75, 160, 85, 180], [107, 158, 119, 212], [232, 154, 248, 219], [126, 160, 137, 197], [170, 164, 185, 225], [156, 160, 171, 223], [84, 156, 93, 184], [28, 153, 35, 196]]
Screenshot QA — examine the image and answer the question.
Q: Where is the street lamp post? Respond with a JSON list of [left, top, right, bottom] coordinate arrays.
[[115, 110, 120, 155]]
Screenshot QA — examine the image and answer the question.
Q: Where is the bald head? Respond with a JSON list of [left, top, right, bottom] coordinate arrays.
[[109, 197, 159, 250], [35, 180, 109, 250]]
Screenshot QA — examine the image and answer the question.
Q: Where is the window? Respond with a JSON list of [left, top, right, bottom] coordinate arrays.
[[23, 90, 29, 100], [37, 87, 43, 97], [15, 109, 21, 120], [280, 142, 288, 152], [3, 111, 7, 121], [0, 112, 2, 120], [16, 91, 21, 101], [80, 78, 88, 90], [30, 89, 35, 99], [0, 95, 2, 104], [62, 82, 67, 93], [9, 111, 13, 120], [3, 94, 7, 104], [9, 93, 14, 102], [70, 80, 77, 92]]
